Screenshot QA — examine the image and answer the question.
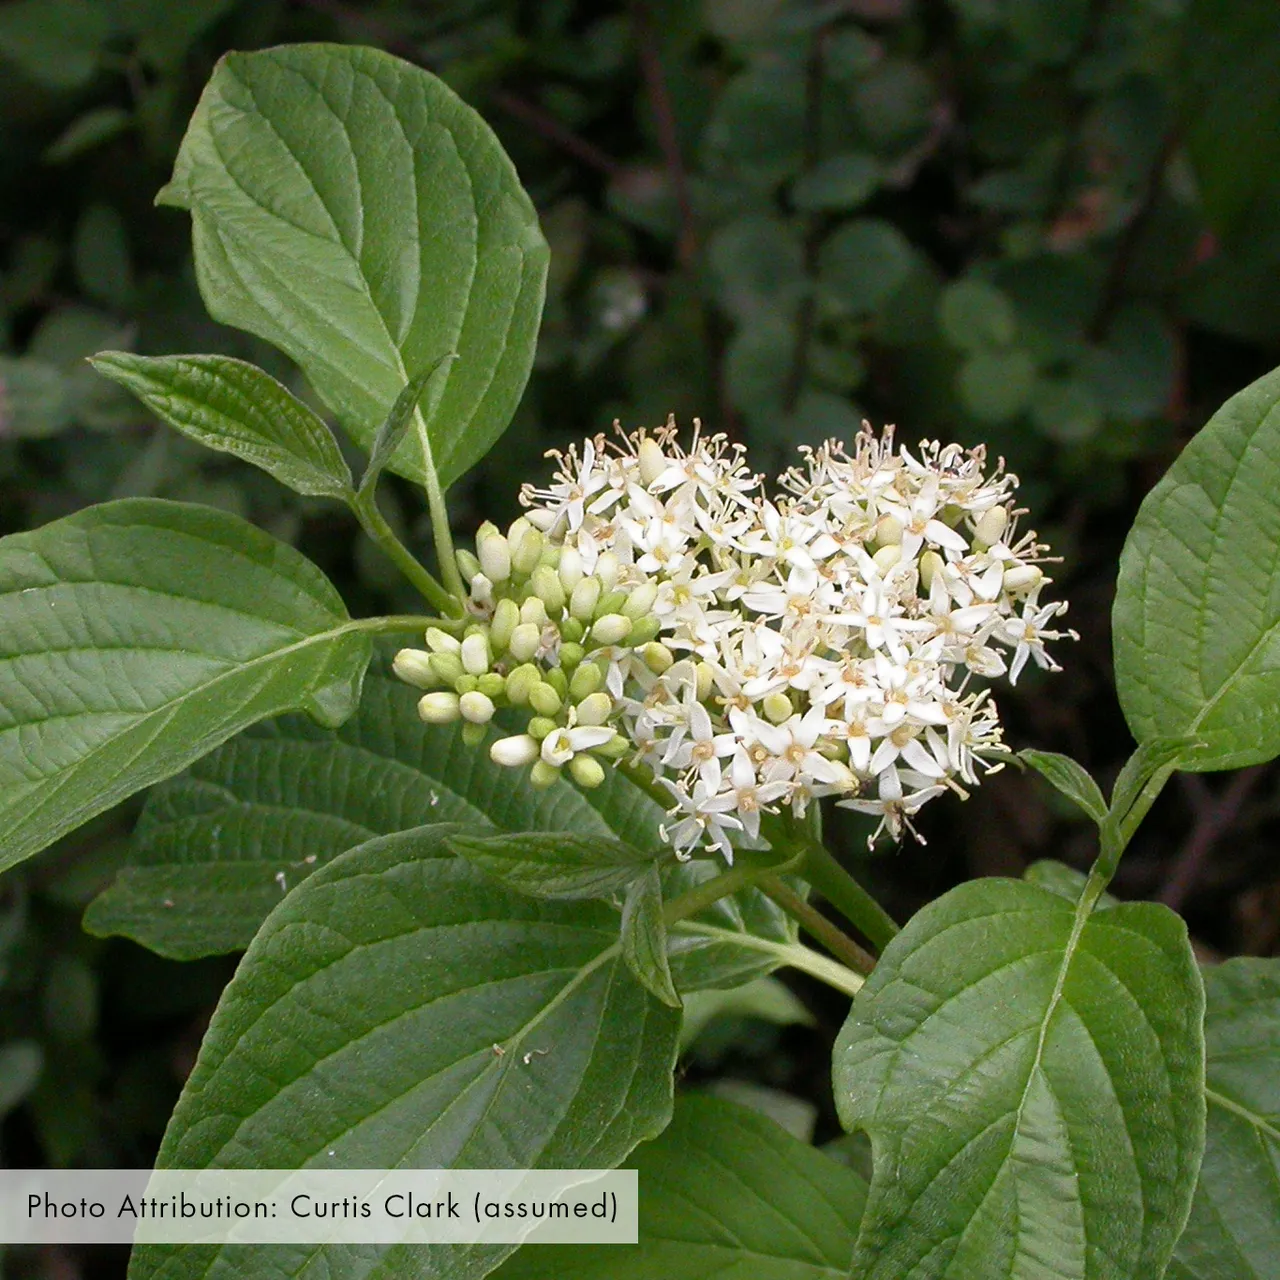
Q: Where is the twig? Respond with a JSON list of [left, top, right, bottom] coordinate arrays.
[[1088, 129, 1179, 341], [631, 0, 698, 269], [1158, 765, 1267, 912], [488, 89, 622, 178], [758, 874, 877, 975]]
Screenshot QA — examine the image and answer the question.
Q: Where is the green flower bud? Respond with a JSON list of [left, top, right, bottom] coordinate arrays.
[[594, 733, 630, 759], [490, 598, 519, 653], [459, 690, 496, 724], [461, 721, 487, 747], [505, 663, 542, 706], [529, 760, 561, 789], [510, 523, 544, 575], [628, 614, 660, 645], [1003, 563, 1043, 593], [477, 672, 506, 699], [575, 692, 613, 726], [428, 650, 465, 684], [558, 640, 585, 670], [425, 627, 461, 654], [622, 581, 659, 618], [461, 631, 491, 676], [490, 734, 539, 767], [476, 521, 511, 583], [596, 550, 620, 590], [595, 589, 628, 619], [558, 545, 584, 591], [456, 549, 482, 581], [569, 660, 604, 701], [695, 662, 714, 702], [418, 691, 461, 724], [544, 665, 568, 697], [508, 622, 542, 662], [531, 564, 566, 613], [570, 576, 602, 621], [972, 505, 1008, 550], [875, 513, 903, 547], [560, 616, 585, 644], [454, 673, 479, 695], [528, 683, 563, 716], [393, 648, 437, 689], [873, 544, 902, 573], [642, 642, 675, 674], [763, 692, 793, 724], [591, 613, 632, 646], [639, 436, 667, 487], [528, 716, 559, 741], [569, 754, 606, 789], [519, 595, 548, 627], [919, 550, 944, 593]]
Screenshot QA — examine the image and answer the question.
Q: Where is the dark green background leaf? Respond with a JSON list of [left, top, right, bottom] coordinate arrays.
[[494, 1093, 867, 1279]]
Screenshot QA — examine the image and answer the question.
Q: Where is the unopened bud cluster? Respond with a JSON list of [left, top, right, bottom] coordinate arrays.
[[396, 419, 1074, 859]]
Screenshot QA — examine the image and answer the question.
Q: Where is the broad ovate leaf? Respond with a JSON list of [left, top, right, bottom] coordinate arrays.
[[1114, 365, 1280, 770], [1170, 958, 1280, 1279], [86, 672, 656, 958], [493, 1093, 867, 1280], [448, 830, 658, 900], [128, 825, 680, 1280], [88, 352, 353, 499], [621, 863, 680, 1008], [159, 44, 549, 488], [834, 878, 1204, 1280], [0, 499, 371, 873]]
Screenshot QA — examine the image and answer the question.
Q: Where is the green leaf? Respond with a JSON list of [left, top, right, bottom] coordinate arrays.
[[958, 348, 1037, 424], [0, 0, 109, 89], [817, 219, 914, 317], [1170, 958, 1280, 1280], [358, 353, 457, 497], [0, 356, 72, 439], [85, 670, 657, 958], [0, 499, 371, 874], [791, 152, 881, 212], [492, 1093, 868, 1280], [707, 215, 807, 323], [89, 353, 354, 500], [1018, 749, 1107, 824], [448, 830, 658, 901], [1109, 735, 1199, 837], [834, 878, 1205, 1279], [158, 44, 549, 488], [1023, 860, 1119, 910], [43, 106, 133, 165], [1031, 375, 1104, 442], [680, 975, 814, 1051], [939, 277, 1018, 351], [665, 859, 801, 992], [622, 864, 680, 1008], [1114, 365, 1280, 770], [128, 824, 680, 1280]]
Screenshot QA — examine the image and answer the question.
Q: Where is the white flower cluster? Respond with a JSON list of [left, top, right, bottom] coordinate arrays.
[[394, 420, 1074, 860]]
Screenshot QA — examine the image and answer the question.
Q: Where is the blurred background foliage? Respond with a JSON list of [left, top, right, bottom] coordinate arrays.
[[1, 0, 1278, 1264]]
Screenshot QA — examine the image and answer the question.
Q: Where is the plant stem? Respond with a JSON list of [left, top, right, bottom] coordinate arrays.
[[773, 942, 865, 998], [757, 874, 876, 976], [792, 832, 899, 952], [353, 614, 453, 636], [351, 493, 459, 616], [661, 861, 772, 926], [414, 408, 468, 606]]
